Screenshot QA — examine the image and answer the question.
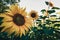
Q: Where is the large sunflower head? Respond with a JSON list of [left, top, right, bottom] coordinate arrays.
[[29, 10, 38, 20], [0, 4, 32, 37]]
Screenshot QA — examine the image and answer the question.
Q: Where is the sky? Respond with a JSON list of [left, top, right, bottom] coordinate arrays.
[[19, 0, 60, 16]]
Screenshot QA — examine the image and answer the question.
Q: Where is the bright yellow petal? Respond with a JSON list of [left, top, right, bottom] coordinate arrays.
[[20, 26, 25, 35], [24, 18, 32, 30], [25, 18, 32, 25], [1, 22, 13, 27], [19, 27, 23, 37], [12, 25, 19, 36], [2, 17, 12, 22], [18, 7, 26, 12], [5, 10, 14, 16], [25, 23, 31, 30], [23, 25, 29, 32], [18, 10, 27, 17], [0, 14, 11, 18], [9, 4, 19, 14], [14, 28, 19, 36], [7, 26, 15, 35], [1, 26, 12, 32]]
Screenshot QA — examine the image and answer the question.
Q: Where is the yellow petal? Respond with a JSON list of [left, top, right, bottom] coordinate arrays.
[[18, 10, 27, 17], [0, 14, 10, 17], [2, 17, 12, 22], [19, 27, 23, 37], [7, 26, 15, 36], [13, 25, 19, 36], [23, 25, 29, 32], [9, 4, 18, 14], [21, 26, 26, 35], [1, 26, 12, 32], [1, 22, 13, 27], [5, 10, 14, 16]]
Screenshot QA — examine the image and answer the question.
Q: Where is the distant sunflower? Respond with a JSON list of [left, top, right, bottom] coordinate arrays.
[[0, 4, 32, 37], [29, 10, 38, 20], [49, 2, 54, 7]]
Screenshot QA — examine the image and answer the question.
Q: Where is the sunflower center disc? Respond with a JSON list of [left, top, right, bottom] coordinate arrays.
[[13, 14, 25, 26], [31, 13, 36, 18]]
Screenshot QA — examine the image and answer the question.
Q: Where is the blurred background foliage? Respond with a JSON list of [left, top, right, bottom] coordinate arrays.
[[0, 0, 60, 40], [0, 0, 20, 13]]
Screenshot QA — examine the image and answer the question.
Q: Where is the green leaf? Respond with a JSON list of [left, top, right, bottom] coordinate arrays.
[[40, 16, 43, 18], [0, 17, 4, 25], [50, 15, 56, 17], [41, 9, 46, 13], [0, 1, 9, 13], [54, 24, 60, 26], [45, 1, 49, 5], [0, 0, 3, 3], [18, 0, 20, 2], [52, 7, 60, 9], [0, 17, 4, 21], [36, 20, 41, 21], [4, 0, 20, 4], [4, 0, 10, 3], [11, 0, 20, 4], [47, 10, 55, 14], [40, 16, 47, 19], [46, 20, 51, 24]]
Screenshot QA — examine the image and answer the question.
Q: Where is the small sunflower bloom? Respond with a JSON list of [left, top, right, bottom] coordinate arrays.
[[29, 10, 38, 20], [49, 2, 54, 7]]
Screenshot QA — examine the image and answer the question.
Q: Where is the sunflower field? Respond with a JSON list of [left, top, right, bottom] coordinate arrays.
[[0, 0, 60, 40]]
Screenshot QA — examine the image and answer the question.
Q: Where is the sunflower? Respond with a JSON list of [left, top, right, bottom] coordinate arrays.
[[0, 4, 32, 37], [49, 2, 54, 7], [29, 10, 38, 20]]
